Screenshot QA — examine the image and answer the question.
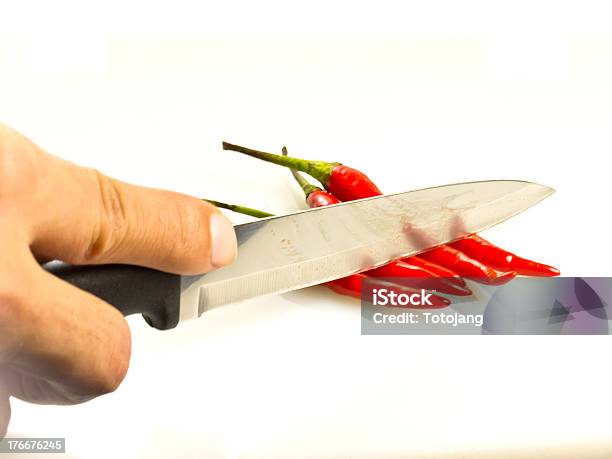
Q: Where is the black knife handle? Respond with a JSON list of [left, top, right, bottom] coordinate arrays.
[[45, 263, 182, 330]]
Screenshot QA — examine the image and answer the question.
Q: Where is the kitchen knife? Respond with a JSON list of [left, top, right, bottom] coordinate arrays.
[[45, 180, 554, 330]]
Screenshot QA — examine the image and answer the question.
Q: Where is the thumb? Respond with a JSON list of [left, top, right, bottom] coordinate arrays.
[[30, 164, 238, 275]]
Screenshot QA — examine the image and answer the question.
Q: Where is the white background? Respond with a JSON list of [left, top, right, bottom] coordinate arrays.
[[2, 1, 612, 457]]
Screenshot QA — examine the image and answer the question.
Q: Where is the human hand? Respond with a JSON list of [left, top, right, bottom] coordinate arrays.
[[0, 124, 237, 437]]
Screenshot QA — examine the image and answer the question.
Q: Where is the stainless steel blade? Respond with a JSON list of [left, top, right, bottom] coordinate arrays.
[[179, 180, 554, 320]]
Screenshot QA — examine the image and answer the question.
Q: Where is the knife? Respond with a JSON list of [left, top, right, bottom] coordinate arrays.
[[45, 180, 554, 330]]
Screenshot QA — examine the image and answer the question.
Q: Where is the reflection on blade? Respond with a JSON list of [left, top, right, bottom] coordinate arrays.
[[180, 180, 553, 314]]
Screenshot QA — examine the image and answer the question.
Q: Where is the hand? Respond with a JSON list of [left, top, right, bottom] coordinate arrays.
[[0, 124, 237, 437]]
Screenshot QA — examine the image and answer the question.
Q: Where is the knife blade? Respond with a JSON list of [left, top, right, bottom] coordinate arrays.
[[45, 180, 554, 330]]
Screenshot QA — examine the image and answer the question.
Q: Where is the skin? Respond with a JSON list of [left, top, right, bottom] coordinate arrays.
[[0, 124, 237, 437]]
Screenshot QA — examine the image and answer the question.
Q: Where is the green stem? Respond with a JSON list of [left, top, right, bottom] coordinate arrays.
[[222, 141, 337, 186], [282, 146, 320, 198], [205, 199, 274, 218]]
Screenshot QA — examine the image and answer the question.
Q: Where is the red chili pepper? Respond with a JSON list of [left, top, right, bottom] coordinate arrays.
[[286, 156, 342, 207], [418, 245, 516, 285], [366, 261, 472, 296], [326, 274, 451, 308], [449, 235, 560, 277], [325, 164, 383, 201], [225, 142, 520, 284], [223, 142, 381, 201], [403, 256, 467, 287], [283, 147, 471, 297], [223, 142, 559, 283]]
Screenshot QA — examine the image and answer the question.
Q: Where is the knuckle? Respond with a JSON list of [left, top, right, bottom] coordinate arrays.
[[82, 320, 131, 398], [103, 316, 131, 392], [88, 360, 127, 397], [82, 169, 129, 263]]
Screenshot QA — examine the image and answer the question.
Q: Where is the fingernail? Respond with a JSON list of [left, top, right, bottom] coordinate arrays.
[[209, 213, 237, 268]]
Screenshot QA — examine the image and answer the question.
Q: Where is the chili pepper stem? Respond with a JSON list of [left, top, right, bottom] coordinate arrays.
[[204, 199, 274, 218], [222, 141, 337, 187], [282, 146, 320, 197]]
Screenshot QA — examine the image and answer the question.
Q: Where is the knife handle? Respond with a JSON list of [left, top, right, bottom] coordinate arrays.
[[45, 263, 182, 330]]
